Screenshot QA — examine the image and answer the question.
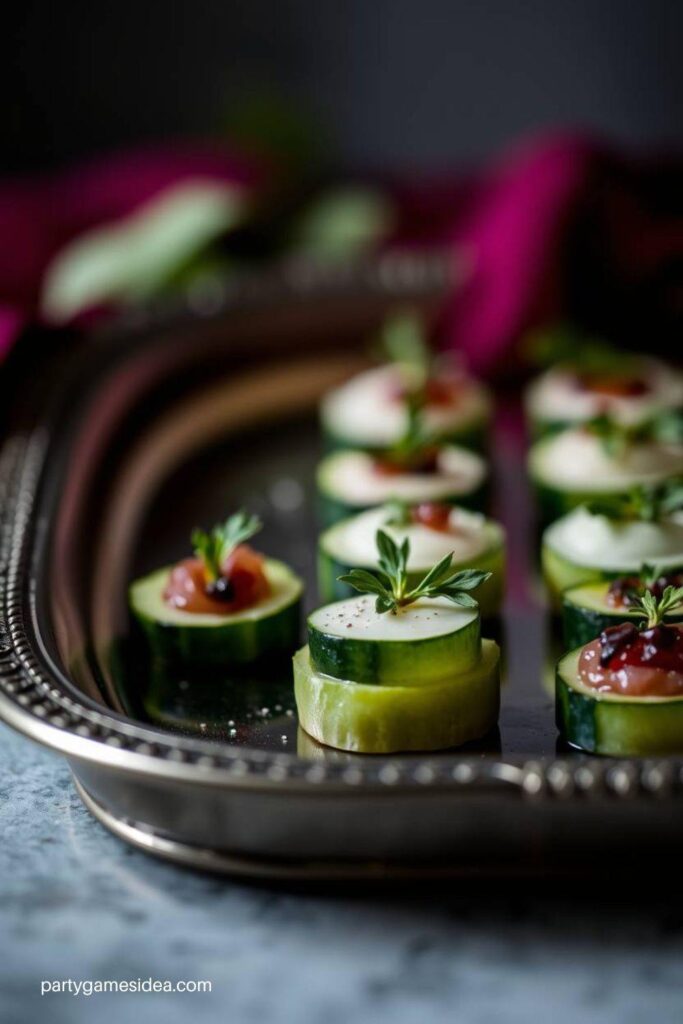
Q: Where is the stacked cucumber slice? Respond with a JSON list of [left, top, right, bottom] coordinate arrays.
[[295, 529, 500, 753], [295, 636, 500, 754]]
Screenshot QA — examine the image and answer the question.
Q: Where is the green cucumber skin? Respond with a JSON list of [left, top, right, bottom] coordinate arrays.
[[294, 640, 500, 754], [556, 664, 683, 756], [562, 603, 624, 650], [308, 614, 480, 686], [317, 544, 505, 617], [317, 481, 490, 529], [321, 419, 490, 456], [562, 600, 683, 650], [131, 598, 301, 667]]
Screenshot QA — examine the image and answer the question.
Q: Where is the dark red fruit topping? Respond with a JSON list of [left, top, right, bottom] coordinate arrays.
[[607, 573, 683, 608], [599, 623, 683, 672], [411, 502, 452, 532]]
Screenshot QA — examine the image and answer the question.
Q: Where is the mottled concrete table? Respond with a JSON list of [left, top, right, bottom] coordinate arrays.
[[1, 722, 682, 1024]]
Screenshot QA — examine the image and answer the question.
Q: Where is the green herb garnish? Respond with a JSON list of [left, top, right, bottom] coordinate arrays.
[[632, 585, 683, 629], [586, 479, 683, 522], [386, 393, 431, 465], [191, 510, 262, 583], [383, 499, 412, 527], [338, 529, 491, 615], [381, 310, 431, 380]]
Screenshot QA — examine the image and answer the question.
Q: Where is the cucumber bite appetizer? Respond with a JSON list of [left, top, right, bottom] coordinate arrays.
[[318, 501, 505, 616], [557, 585, 683, 755], [542, 484, 683, 607], [562, 566, 683, 650], [294, 530, 500, 753], [321, 311, 491, 453], [524, 329, 683, 439], [528, 417, 683, 527], [130, 511, 302, 666], [317, 401, 488, 527]]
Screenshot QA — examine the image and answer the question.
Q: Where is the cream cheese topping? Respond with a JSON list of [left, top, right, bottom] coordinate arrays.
[[322, 364, 490, 446]]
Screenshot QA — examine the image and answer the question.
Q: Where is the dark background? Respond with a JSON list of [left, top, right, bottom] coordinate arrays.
[[4, 0, 681, 176]]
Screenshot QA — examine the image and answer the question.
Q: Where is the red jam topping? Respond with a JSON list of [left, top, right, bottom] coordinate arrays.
[[579, 624, 683, 697], [164, 544, 270, 615], [607, 574, 683, 609], [373, 447, 440, 476], [388, 372, 468, 408], [571, 371, 650, 398], [411, 502, 452, 532]]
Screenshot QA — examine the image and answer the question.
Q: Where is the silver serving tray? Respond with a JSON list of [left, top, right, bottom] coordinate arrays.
[[1, 253, 682, 880]]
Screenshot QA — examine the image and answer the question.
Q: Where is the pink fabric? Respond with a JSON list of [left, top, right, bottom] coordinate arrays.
[[390, 135, 593, 374], [0, 144, 265, 355], [390, 135, 681, 375], [0, 132, 679, 371]]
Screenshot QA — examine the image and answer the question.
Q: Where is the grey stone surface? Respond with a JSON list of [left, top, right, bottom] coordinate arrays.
[[1, 722, 682, 1024]]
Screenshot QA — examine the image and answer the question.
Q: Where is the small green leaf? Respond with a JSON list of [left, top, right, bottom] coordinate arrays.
[[438, 590, 479, 608], [383, 499, 412, 527], [192, 510, 262, 582], [632, 584, 683, 628], [338, 569, 392, 598], [336, 533, 493, 615], [381, 311, 431, 376]]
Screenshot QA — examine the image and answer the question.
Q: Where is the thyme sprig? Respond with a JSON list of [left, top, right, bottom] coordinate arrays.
[[632, 585, 683, 630], [381, 309, 431, 380], [586, 480, 683, 522], [338, 529, 491, 615], [191, 510, 262, 582]]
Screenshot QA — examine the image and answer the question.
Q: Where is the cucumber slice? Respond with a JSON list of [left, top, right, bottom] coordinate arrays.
[[525, 362, 683, 439], [562, 581, 683, 649], [129, 558, 302, 666], [542, 506, 683, 607], [321, 364, 492, 453], [294, 639, 500, 753], [308, 595, 480, 685], [318, 506, 505, 615], [317, 447, 488, 527], [556, 648, 683, 756], [529, 429, 683, 526]]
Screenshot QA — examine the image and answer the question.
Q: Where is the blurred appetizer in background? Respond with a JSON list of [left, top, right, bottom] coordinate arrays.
[[294, 530, 500, 753], [524, 326, 683, 439], [541, 483, 683, 608], [318, 501, 505, 616], [562, 564, 683, 650], [556, 585, 683, 755], [321, 311, 492, 454], [129, 511, 302, 666], [317, 402, 489, 527], [528, 414, 683, 527]]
